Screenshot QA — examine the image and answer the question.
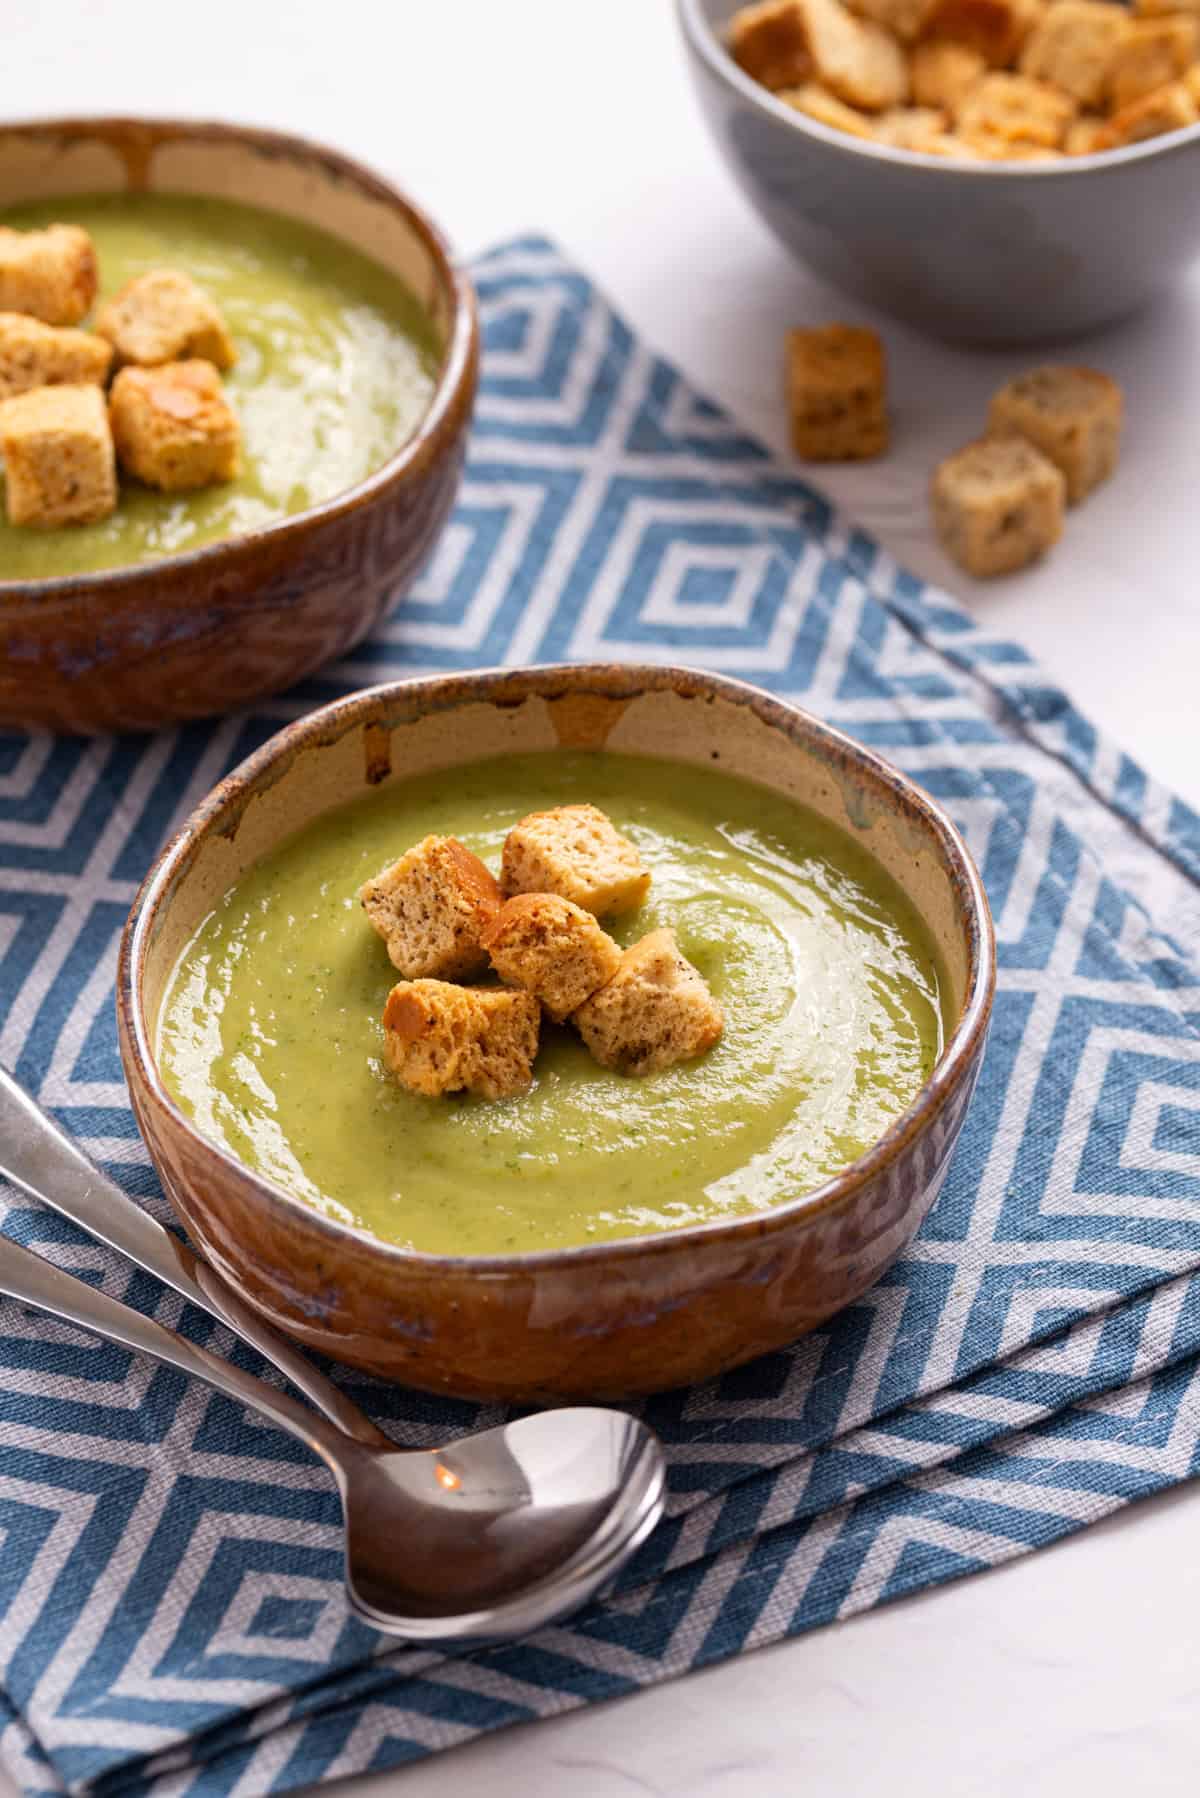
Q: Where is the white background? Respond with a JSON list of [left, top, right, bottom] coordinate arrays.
[[5, 2, 1200, 1793]]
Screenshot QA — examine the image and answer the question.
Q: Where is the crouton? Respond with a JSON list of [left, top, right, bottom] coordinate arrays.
[[909, 40, 988, 115], [923, 0, 1043, 67], [874, 103, 962, 148], [987, 365, 1122, 503], [0, 225, 98, 326], [502, 805, 650, 918], [1018, 1, 1132, 104], [0, 311, 112, 402], [786, 323, 888, 460], [847, 0, 938, 40], [1064, 112, 1111, 151], [797, 0, 910, 107], [573, 929, 724, 1077], [779, 81, 880, 134], [1101, 75, 1198, 139], [931, 436, 1066, 577], [361, 835, 502, 980], [94, 268, 236, 371], [483, 893, 623, 1022], [957, 70, 1078, 145], [1136, 0, 1200, 14], [1109, 17, 1197, 107], [381, 981, 540, 1100], [728, 0, 813, 88], [0, 383, 116, 528], [108, 360, 241, 492]]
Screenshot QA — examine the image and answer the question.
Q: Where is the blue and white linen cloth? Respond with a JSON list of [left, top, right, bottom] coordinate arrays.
[[1, 238, 1199, 1796]]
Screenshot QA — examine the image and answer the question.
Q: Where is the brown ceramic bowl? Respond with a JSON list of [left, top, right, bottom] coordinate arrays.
[[117, 665, 995, 1402], [0, 117, 478, 735]]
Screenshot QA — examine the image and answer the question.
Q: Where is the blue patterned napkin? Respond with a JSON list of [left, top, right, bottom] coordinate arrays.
[[1, 237, 1199, 1797]]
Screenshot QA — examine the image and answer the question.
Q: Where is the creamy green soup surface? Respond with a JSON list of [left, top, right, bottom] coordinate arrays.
[[158, 754, 948, 1255], [0, 193, 439, 577]]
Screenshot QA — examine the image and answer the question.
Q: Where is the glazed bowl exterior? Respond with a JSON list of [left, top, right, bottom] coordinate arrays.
[[678, 0, 1200, 343], [0, 117, 478, 734], [117, 665, 995, 1402]]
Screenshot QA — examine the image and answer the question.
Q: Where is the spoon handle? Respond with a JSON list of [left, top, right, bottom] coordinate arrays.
[[0, 1067, 392, 1449], [0, 1225, 345, 1469]]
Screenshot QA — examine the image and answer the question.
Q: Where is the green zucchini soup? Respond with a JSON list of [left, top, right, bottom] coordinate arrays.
[[157, 753, 948, 1256], [0, 193, 439, 576]]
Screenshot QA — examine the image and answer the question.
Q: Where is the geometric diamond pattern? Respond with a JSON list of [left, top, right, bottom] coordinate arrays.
[[1, 238, 1199, 1795]]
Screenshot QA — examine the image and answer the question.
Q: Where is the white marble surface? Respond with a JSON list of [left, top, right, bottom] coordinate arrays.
[[4, 0, 1200, 1791]]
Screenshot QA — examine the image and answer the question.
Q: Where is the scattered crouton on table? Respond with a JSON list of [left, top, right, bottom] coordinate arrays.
[[987, 364, 1123, 503], [931, 436, 1067, 577]]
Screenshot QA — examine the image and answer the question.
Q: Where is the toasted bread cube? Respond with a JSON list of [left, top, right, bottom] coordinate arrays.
[[1103, 77, 1198, 140], [779, 81, 880, 134], [109, 361, 241, 492], [923, 0, 1042, 65], [847, 0, 938, 40], [957, 134, 1066, 157], [1019, 1, 1132, 105], [987, 365, 1122, 504], [1186, 61, 1200, 101], [910, 41, 987, 115], [787, 323, 888, 460], [0, 384, 116, 528], [728, 0, 813, 87], [958, 72, 1078, 145], [797, 0, 909, 108], [483, 893, 623, 1022], [0, 312, 112, 402], [874, 104, 962, 149], [361, 835, 502, 980], [94, 269, 236, 371], [574, 930, 724, 1078], [931, 437, 1065, 578], [1109, 17, 1197, 106], [0, 225, 98, 327], [1064, 112, 1111, 151], [382, 981, 540, 1100], [1137, 0, 1200, 15], [502, 805, 650, 918]]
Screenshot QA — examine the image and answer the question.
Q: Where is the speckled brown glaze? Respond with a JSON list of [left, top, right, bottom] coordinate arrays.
[[0, 117, 479, 734], [117, 666, 996, 1401]]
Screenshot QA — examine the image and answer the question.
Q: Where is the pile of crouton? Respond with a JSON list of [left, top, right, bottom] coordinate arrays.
[[0, 222, 241, 529], [730, 0, 1200, 158], [360, 804, 725, 1100], [785, 323, 1123, 575]]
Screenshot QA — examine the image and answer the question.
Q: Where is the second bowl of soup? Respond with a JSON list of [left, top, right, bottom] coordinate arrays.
[[119, 664, 995, 1400], [0, 117, 477, 733]]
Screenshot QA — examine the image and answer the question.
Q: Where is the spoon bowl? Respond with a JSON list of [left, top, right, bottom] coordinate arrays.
[[339, 1410, 666, 1636]]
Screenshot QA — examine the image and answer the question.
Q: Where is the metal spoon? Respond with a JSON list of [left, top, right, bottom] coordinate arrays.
[[0, 1074, 666, 1639]]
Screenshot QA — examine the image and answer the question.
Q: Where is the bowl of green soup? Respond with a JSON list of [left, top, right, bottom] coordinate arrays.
[[117, 664, 995, 1400], [0, 117, 477, 733]]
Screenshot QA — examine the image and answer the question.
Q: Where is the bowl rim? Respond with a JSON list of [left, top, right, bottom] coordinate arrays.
[[0, 113, 478, 600], [677, 0, 1200, 178], [118, 663, 997, 1276]]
